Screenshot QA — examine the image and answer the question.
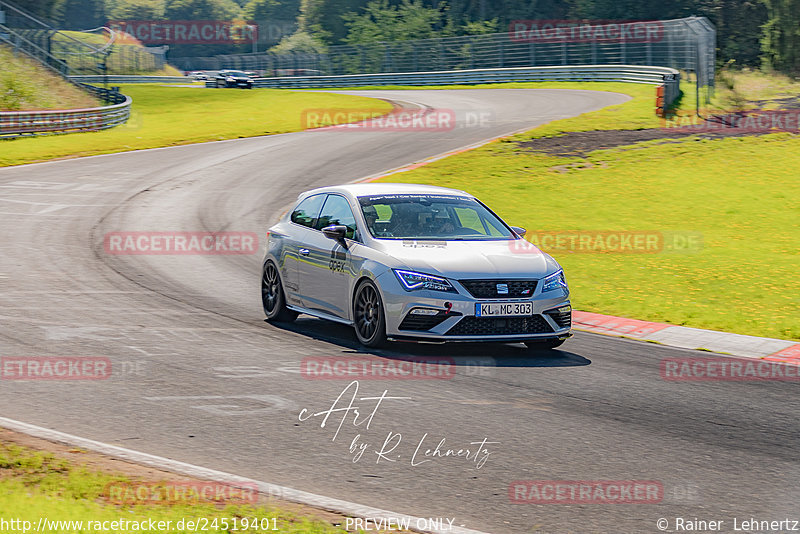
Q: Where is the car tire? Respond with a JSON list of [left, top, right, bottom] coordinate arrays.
[[262, 262, 298, 323], [353, 279, 387, 348], [524, 338, 566, 350]]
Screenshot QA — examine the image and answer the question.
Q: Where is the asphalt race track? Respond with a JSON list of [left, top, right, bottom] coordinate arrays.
[[1, 89, 798, 533]]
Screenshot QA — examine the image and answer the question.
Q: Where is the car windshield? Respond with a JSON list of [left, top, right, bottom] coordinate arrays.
[[224, 71, 247, 77], [358, 194, 516, 240]]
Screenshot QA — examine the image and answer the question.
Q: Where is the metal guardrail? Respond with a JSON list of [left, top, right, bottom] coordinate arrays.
[[0, 86, 132, 138], [69, 75, 190, 84], [206, 65, 681, 111]]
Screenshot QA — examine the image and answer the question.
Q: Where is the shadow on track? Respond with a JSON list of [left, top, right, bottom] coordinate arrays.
[[265, 316, 590, 369]]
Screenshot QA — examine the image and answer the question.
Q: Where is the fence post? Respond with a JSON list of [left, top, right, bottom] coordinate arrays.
[[470, 36, 475, 69]]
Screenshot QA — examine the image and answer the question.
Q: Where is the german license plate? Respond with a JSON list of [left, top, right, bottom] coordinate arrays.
[[475, 302, 532, 317]]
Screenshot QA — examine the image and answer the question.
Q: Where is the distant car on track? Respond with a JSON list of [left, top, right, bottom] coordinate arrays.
[[187, 71, 209, 80], [261, 183, 572, 349], [214, 70, 253, 89]]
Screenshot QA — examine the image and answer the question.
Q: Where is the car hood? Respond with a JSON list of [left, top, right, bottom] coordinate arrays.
[[372, 238, 560, 279]]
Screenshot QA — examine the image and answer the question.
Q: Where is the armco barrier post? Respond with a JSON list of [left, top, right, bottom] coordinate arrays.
[[656, 84, 665, 117]]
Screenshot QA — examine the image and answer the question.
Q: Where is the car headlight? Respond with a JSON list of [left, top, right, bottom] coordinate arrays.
[[394, 269, 456, 293], [542, 270, 568, 292]]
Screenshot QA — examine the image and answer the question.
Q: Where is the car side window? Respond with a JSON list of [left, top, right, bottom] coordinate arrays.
[[315, 195, 357, 239], [290, 194, 325, 228]]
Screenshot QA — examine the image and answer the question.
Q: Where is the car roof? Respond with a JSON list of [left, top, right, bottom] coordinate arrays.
[[299, 183, 472, 201]]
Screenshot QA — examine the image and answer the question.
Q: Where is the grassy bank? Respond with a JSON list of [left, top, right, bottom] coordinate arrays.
[[0, 85, 392, 167], [0, 46, 99, 111], [0, 438, 404, 533], [373, 79, 799, 340]]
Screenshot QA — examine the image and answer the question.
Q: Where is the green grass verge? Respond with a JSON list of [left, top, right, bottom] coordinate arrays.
[[0, 85, 392, 167], [0, 440, 384, 533], [373, 81, 799, 341], [0, 46, 99, 111]]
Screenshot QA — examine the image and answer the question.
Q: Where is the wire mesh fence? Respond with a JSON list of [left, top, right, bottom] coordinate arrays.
[[0, 0, 166, 75], [174, 16, 714, 101]]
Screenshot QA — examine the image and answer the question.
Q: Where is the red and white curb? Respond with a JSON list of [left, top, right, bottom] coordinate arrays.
[[573, 311, 800, 362], [0, 417, 488, 534]]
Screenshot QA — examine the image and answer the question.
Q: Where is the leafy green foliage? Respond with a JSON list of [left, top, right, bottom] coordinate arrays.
[[105, 0, 166, 19], [163, 0, 242, 19], [269, 30, 327, 52], [761, 0, 800, 75], [51, 0, 106, 29], [342, 0, 444, 44], [243, 0, 301, 22]]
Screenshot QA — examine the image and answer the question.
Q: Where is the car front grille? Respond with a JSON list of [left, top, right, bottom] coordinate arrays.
[[445, 315, 553, 336], [458, 279, 538, 299], [544, 307, 572, 329]]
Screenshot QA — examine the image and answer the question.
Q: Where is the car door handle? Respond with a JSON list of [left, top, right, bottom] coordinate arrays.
[[298, 248, 310, 256]]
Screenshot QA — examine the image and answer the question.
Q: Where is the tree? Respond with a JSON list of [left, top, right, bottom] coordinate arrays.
[[105, 0, 166, 19], [460, 18, 498, 35], [269, 29, 326, 51], [761, 0, 800, 74], [446, 0, 570, 30], [19, 0, 61, 22], [244, 0, 301, 22], [163, 0, 242, 20], [697, 0, 766, 69], [300, 0, 369, 42], [342, 0, 444, 44], [52, 0, 106, 29]]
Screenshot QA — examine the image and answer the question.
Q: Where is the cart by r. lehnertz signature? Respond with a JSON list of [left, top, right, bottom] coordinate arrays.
[[298, 380, 498, 468]]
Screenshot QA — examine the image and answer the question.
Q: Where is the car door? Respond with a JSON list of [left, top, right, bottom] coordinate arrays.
[[282, 193, 326, 307], [297, 194, 359, 319]]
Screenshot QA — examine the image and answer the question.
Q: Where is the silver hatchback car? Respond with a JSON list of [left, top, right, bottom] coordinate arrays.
[[262, 183, 571, 349]]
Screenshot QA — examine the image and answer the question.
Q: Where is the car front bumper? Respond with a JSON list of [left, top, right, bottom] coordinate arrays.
[[374, 271, 572, 343]]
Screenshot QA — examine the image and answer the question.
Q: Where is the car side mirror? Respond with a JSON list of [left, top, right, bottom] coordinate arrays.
[[322, 225, 348, 242], [511, 226, 527, 237]]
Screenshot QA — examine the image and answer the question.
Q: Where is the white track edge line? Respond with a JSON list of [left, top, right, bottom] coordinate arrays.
[[0, 416, 489, 534]]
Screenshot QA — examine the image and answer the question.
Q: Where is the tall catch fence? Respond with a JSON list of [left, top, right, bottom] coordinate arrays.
[[0, 0, 165, 75], [179, 17, 714, 103]]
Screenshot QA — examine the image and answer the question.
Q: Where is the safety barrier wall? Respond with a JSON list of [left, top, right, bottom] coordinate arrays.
[[206, 65, 681, 112], [0, 85, 131, 137]]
